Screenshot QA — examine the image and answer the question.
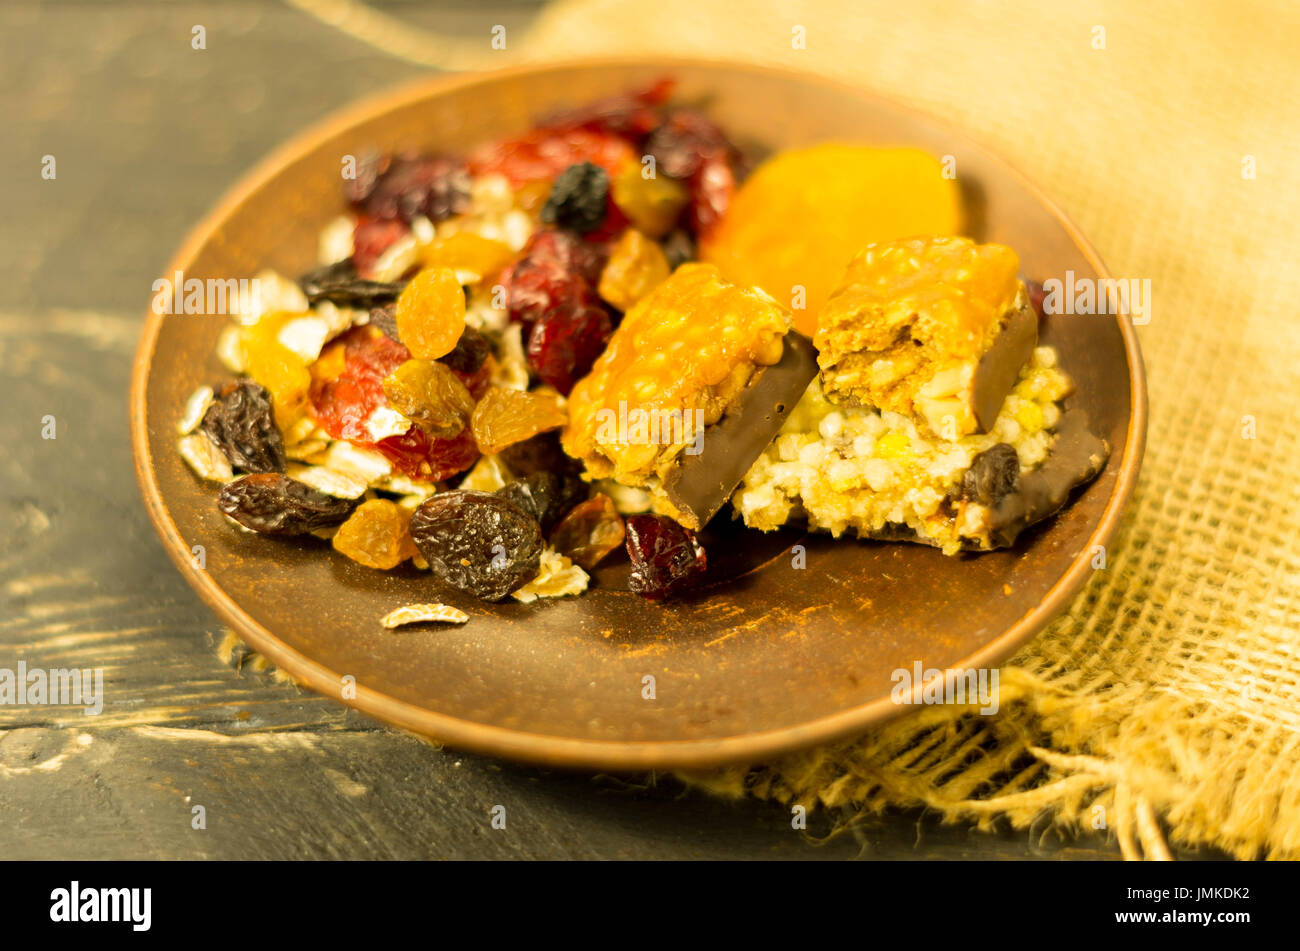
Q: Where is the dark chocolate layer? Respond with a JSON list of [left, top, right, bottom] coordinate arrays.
[[972, 296, 1038, 432], [663, 331, 819, 529]]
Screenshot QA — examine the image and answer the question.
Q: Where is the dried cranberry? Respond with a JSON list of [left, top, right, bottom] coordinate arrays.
[[309, 327, 480, 481], [352, 216, 410, 278], [541, 162, 610, 233], [645, 109, 736, 180], [346, 153, 471, 224], [526, 301, 613, 395], [468, 127, 636, 187], [518, 230, 607, 285], [624, 514, 707, 600], [688, 154, 737, 236], [537, 79, 675, 144]]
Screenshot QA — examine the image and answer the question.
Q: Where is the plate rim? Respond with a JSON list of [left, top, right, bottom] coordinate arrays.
[[129, 56, 1148, 770]]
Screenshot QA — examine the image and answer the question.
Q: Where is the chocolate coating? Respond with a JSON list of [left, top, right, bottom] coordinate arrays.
[[663, 331, 819, 529]]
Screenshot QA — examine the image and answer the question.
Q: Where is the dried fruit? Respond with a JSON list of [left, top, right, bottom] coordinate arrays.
[[201, 379, 287, 474], [470, 386, 567, 454], [497, 430, 572, 477], [418, 232, 515, 284], [299, 259, 405, 307], [241, 314, 313, 429], [332, 499, 418, 570], [515, 230, 608, 285], [309, 326, 480, 481], [645, 109, 741, 237], [352, 216, 412, 277], [468, 126, 636, 187], [382, 359, 475, 439], [624, 513, 707, 600], [345, 153, 471, 224], [380, 602, 469, 629], [526, 301, 613, 395], [550, 494, 625, 570], [962, 443, 1021, 506], [536, 79, 674, 144], [395, 267, 466, 360], [541, 162, 610, 233], [597, 228, 671, 312], [495, 472, 577, 533], [611, 162, 688, 238], [218, 473, 357, 536], [409, 490, 544, 601], [438, 324, 491, 375], [1025, 279, 1047, 319]]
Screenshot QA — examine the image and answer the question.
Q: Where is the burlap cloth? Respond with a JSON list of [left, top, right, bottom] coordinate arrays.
[[290, 0, 1300, 859]]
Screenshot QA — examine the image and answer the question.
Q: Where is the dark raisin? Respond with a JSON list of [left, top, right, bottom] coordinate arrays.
[[201, 380, 286, 474], [660, 229, 696, 270], [495, 471, 586, 534], [218, 474, 357, 536], [299, 259, 405, 307], [526, 300, 613, 395], [347, 153, 471, 224], [367, 303, 398, 339], [498, 431, 572, 477], [409, 491, 543, 601], [624, 514, 707, 600], [541, 162, 610, 233], [437, 324, 491, 374], [962, 443, 1022, 506]]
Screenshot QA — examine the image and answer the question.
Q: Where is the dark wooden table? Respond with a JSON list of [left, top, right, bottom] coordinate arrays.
[[0, 0, 1180, 860]]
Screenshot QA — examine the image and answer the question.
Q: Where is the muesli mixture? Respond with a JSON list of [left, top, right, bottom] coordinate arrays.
[[174, 81, 1108, 619]]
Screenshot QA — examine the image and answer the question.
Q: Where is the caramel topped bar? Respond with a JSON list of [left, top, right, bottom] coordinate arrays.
[[815, 236, 1035, 437], [563, 263, 816, 529]]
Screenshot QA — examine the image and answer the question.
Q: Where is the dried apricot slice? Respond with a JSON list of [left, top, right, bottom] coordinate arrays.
[[394, 267, 466, 359], [332, 499, 417, 570], [471, 386, 567, 455], [241, 312, 313, 429], [700, 145, 962, 335]]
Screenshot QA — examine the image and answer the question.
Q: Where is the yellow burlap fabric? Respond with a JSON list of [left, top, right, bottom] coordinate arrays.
[[290, 0, 1300, 858]]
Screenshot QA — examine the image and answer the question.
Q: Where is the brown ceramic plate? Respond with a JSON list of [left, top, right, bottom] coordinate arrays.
[[130, 59, 1146, 770]]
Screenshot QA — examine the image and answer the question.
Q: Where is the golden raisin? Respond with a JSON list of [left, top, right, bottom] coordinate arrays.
[[241, 312, 312, 429], [382, 359, 475, 439], [597, 228, 671, 312], [514, 180, 553, 215], [418, 233, 515, 284], [550, 494, 625, 570], [395, 267, 466, 359], [471, 386, 567, 455], [611, 163, 688, 238], [332, 499, 417, 570]]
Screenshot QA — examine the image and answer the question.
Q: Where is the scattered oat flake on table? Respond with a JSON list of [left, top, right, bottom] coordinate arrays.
[[380, 603, 470, 629]]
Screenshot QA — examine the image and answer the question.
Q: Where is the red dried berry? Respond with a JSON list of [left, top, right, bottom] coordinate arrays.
[[688, 154, 737, 236], [346, 153, 471, 224], [352, 216, 411, 278], [624, 514, 707, 600], [645, 109, 742, 238], [538, 79, 675, 144], [309, 327, 480, 481], [526, 300, 613, 395], [519, 230, 608, 285], [468, 127, 636, 187]]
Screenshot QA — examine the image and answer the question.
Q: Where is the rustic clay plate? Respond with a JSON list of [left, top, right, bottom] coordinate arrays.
[[131, 59, 1146, 770]]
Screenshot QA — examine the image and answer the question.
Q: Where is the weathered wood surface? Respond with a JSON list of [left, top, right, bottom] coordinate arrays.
[[0, 0, 1219, 860]]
